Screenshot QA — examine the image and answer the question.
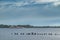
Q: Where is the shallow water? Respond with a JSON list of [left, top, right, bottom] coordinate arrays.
[[0, 28, 60, 40]]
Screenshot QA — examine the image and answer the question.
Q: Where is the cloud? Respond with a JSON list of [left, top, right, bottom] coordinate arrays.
[[0, 0, 60, 26], [0, 0, 60, 8], [53, 1, 60, 7], [30, 0, 60, 6], [34, 0, 60, 7], [35, 0, 58, 2]]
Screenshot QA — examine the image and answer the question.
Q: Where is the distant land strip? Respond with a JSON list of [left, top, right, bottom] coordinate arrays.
[[0, 24, 60, 28]]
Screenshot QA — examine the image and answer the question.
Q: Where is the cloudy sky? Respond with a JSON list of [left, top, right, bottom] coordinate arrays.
[[0, 0, 60, 26]]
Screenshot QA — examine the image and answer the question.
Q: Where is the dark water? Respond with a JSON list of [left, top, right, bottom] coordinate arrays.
[[0, 28, 60, 40]]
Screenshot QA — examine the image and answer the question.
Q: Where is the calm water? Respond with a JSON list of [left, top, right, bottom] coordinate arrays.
[[0, 28, 60, 40]]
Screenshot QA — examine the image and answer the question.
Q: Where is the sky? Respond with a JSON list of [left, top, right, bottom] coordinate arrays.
[[0, 0, 60, 26]]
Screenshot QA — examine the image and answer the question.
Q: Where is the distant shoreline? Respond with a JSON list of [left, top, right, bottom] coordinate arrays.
[[0, 24, 60, 28], [0, 27, 60, 28]]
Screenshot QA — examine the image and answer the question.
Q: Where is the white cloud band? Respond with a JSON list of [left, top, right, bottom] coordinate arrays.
[[0, 0, 60, 8]]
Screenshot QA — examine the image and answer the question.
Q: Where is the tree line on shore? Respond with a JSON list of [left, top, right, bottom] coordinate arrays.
[[0, 24, 33, 28], [0, 24, 60, 28]]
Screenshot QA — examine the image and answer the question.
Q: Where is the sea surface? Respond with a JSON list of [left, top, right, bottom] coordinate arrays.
[[0, 28, 60, 40]]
